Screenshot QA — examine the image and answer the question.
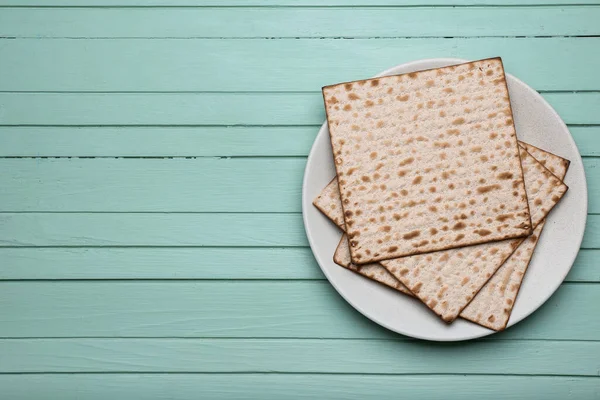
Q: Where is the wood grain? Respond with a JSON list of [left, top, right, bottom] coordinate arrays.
[[0, 126, 317, 157], [0, 281, 597, 340], [0, 158, 306, 212], [0, 247, 324, 280], [0, 213, 309, 247], [0, 39, 599, 91], [1, 375, 599, 400], [0, 0, 598, 5], [1, 7, 599, 38], [1, 338, 599, 374]]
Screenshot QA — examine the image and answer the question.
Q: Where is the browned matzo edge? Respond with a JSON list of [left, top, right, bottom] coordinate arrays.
[[321, 57, 504, 91], [499, 60, 533, 245], [334, 235, 414, 296], [312, 177, 345, 229], [516, 145, 570, 227], [520, 141, 571, 177], [322, 57, 532, 265], [313, 143, 568, 324]]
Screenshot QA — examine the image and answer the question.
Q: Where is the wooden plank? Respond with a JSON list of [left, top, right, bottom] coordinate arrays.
[[0, 39, 599, 91], [0, 281, 597, 340], [571, 126, 600, 157], [0, 158, 307, 212], [2, 374, 599, 400], [0, 247, 324, 280], [0, 125, 597, 157], [0, 126, 317, 157], [0, 213, 309, 247], [0, 247, 596, 282], [582, 215, 600, 248], [567, 250, 600, 282], [0, 92, 597, 125], [1, 0, 598, 5], [0, 213, 598, 248], [0, 338, 599, 374], [2, 7, 599, 38], [0, 157, 596, 212]]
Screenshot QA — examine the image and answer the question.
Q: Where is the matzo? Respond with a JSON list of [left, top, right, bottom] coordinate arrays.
[[313, 178, 345, 229], [460, 222, 545, 330], [380, 148, 567, 322], [314, 143, 569, 325], [520, 142, 570, 178], [323, 57, 532, 264], [460, 147, 569, 330], [516, 145, 568, 227], [314, 179, 413, 295], [334, 235, 413, 296], [381, 236, 521, 322]]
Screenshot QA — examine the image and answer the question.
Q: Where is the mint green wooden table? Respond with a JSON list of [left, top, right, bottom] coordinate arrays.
[[0, 1, 599, 398]]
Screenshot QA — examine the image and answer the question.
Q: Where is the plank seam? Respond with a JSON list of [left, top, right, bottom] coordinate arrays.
[[0, 372, 596, 377], [2, 35, 600, 39], [0, 4, 599, 8]]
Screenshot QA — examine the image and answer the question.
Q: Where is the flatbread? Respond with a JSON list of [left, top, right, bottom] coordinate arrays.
[[314, 179, 414, 294], [313, 178, 345, 229], [381, 238, 521, 322], [323, 57, 532, 264], [460, 222, 545, 330], [460, 147, 570, 330], [334, 235, 413, 296], [380, 147, 568, 322], [519, 142, 570, 178], [314, 144, 568, 323], [516, 145, 568, 228]]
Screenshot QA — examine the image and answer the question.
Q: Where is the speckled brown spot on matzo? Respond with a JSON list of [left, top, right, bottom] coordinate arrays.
[[477, 184, 501, 194], [453, 222, 466, 230]]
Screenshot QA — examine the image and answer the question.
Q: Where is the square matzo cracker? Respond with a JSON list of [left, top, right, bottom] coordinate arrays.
[[323, 57, 532, 264]]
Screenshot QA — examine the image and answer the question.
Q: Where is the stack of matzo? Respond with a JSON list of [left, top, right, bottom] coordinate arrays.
[[314, 58, 570, 330]]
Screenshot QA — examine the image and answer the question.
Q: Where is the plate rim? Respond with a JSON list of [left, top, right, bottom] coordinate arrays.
[[301, 57, 588, 341]]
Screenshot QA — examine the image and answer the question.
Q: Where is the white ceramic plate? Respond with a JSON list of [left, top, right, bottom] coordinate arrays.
[[302, 58, 588, 341]]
